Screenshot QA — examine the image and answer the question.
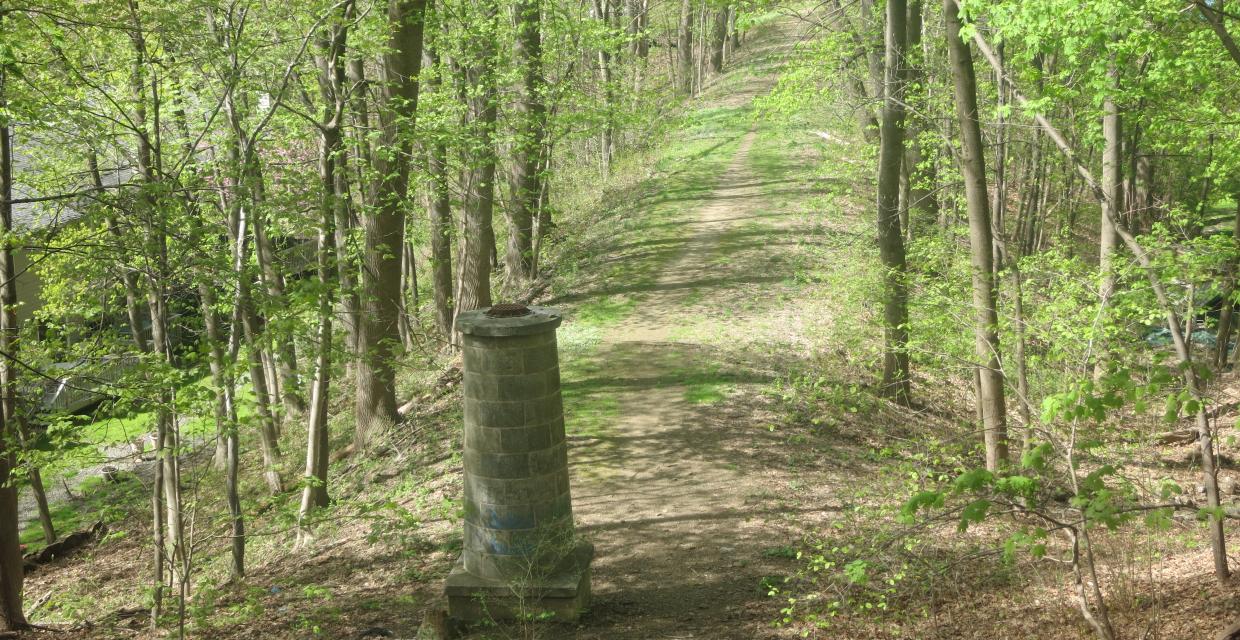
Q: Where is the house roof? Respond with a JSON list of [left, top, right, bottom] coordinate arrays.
[[7, 128, 136, 232]]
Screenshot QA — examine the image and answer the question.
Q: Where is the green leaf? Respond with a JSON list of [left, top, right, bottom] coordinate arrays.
[[899, 491, 944, 523], [843, 559, 869, 585], [958, 499, 991, 532], [996, 475, 1038, 498], [1144, 508, 1174, 531], [1021, 443, 1052, 471], [952, 468, 994, 494]]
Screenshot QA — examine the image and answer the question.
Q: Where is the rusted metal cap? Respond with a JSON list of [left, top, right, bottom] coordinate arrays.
[[457, 305, 562, 337], [485, 302, 533, 318]]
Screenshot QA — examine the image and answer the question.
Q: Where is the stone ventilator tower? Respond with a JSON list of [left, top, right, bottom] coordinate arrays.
[[445, 304, 593, 622]]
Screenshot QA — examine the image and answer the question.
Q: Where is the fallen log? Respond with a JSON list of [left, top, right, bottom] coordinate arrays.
[[23, 521, 106, 573], [1155, 429, 1197, 446]]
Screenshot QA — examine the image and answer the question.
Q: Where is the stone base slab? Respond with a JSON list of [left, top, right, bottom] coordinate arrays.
[[444, 541, 593, 623]]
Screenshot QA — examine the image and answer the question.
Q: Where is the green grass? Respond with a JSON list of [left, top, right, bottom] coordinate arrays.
[[575, 295, 638, 328], [680, 364, 738, 406], [684, 381, 729, 405]]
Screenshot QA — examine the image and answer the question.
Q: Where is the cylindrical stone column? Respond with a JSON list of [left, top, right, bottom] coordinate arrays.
[[446, 304, 591, 621]]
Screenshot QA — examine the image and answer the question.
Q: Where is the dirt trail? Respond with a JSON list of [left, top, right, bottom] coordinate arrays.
[[558, 49, 821, 638]]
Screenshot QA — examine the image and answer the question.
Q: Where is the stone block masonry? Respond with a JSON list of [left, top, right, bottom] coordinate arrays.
[[445, 305, 593, 623]]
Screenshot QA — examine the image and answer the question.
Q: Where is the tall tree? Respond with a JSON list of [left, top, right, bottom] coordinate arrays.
[[302, 0, 356, 527], [424, 42, 454, 339], [507, 0, 546, 288], [901, 0, 937, 234], [1095, 62, 1123, 378], [1217, 197, 1240, 369], [944, 0, 1007, 470], [833, 0, 880, 143], [0, 138, 53, 546], [0, 28, 27, 632], [677, 0, 695, 95], [455, 0, 499, 321], [124, 1, 190, 624], [207, 6, 291, 488], [709, 6, 727, 72], [88, 151, 149, 354], [877, 0, 910, 403], [355, 0, 429, 450], [592, 0, 616, 176]]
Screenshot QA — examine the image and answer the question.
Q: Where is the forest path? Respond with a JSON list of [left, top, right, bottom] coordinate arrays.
[[546, 18, 857, 639], [568, 130, 788, 639]]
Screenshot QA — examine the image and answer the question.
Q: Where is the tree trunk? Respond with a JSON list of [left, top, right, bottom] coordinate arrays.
[[0, 446, 21, 631], [424, 48, 454, 341], [456, 2, 499, 321], [945, 0, 1007, 471], [696, 1, 706, 94], [710, 8, 727, 72], [859, 0, 885, 111], [300, 213, 334, 517], [1133, 152, 1153, 233], [1197, 0, 1240, 70], [198, 278, 244, 576], [247, 167, 305, 418], [300, 2, 356, 532], [1018, 124, 1046, 257], [224, 389, 243, 577], [25, 469, 54, 544], [0, 450, 21, 631], [261, 348, 282, 424], [428, 137, 454, 337], [0, 60, 27, 633], [125, 2, 187, 624], [400, 236, 417, 352], [330, 55, 360, 371], [903, 0, 936, 235], [232, 215, 284, 495], [728, 5, 740, 53], [355, 0, 427, 450], [991, 44, 1008, 281], [593, 0, 615, 177], [300, 306, 332, 520], [1095, 64, 1123, 379], [677, 0, 694, 95], [630, 0, 650, 93], [210, 4, 305, 420], [1012, 268, 1034, 450], [211, 51, 286, 494], [334, 200, 360, 368], [877, 0, 910, 404], [148, 155, 186, 637], [508, 0, 545, 290], [532, 141, 554, 279], [0, 133, 55, 544], [637, 0, 651, 58]]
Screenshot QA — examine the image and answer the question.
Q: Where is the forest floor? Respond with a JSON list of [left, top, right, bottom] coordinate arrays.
[[15, 9, 1240, 640]]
